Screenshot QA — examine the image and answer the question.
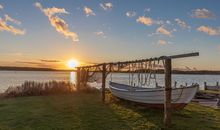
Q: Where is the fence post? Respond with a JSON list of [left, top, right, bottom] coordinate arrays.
[[102, 64, 106, 102], [164, 58, 172, 128]]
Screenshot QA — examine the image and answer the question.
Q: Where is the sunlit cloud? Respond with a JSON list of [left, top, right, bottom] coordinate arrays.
[[192, 8, 215, 19], [0, 15, 25, 35], [136, 16, 153, 26], [35, 2, 79, 42], [157, 40, 167, 45], [40, 59, 60, 63], [84, 6, 95, 16], [175, 18, 191, 30], [100, 2, 113, 11], [0, 4, 3, 10], [197, 26, 219, 36], [126, 11, 136, 18], [94, 31, 106, 38], [156, 26, 172, 37]]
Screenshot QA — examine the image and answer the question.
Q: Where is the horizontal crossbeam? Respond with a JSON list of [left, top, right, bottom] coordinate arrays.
[[77, 52, 199, 69]]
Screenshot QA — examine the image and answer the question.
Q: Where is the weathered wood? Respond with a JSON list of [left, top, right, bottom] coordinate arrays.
[[78, 52, 199, 69], [164, 58, 172, 128], [102, 64, 106, 102]]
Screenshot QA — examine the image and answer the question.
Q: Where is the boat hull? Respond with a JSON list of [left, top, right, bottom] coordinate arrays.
[[109, 81, 198, 109]]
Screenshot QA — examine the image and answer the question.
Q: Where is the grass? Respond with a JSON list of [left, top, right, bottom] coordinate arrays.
[[199, 90, 220, 94], [0, 93, 219, 130]]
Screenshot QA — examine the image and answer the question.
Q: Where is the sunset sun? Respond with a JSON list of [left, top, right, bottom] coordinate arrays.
[[67, 59, 79, 69]]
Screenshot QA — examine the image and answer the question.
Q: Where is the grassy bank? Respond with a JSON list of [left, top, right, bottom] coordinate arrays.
[[0, 93, 220, 130]]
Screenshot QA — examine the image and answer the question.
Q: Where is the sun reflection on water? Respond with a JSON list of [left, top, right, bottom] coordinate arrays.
[[70, 72, 76, 84]]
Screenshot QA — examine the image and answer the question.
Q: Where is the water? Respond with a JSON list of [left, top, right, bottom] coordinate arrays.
[[0, 71, 220, 92]]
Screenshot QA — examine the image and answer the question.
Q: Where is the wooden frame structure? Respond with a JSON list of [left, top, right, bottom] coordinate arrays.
[[76, 52, 199, 128]]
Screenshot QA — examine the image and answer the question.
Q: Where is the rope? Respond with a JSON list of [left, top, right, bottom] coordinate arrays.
[[171, 85, 185, 102]]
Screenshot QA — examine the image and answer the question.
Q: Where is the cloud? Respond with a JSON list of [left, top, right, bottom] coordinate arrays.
[[192, 8, 215, 19], [157, 40, 167, 45], [94, 31, 106, 38], [5, 14, 21, 25], [126, 11, 136, 18], [16, 61, 44, 65], [84, 6, 95, 16], [35, 2, 79, 42], [197, 26, 219, 36], [40, 59, 60, 62], [0, 4, 3, 10], [144, 8, 151, 12], [136, 16, 153, 26], [100, 2, 113, 11], [0, 15, 25, 35], [156, 26, 172, 37], [175, 18, 190, 30]]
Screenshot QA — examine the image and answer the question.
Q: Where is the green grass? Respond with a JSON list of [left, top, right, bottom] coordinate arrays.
[[199, 90, 220, 94], [0, 93, 220, 130]]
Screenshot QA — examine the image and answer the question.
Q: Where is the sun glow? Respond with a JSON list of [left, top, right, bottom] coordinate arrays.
[[67, 59, 79, 69]]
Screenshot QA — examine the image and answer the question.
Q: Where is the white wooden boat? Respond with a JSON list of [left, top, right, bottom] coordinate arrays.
[[109, 81, 199, 109]]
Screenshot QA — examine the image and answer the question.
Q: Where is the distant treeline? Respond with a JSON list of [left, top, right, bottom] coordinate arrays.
[[112, 69, 220, 75], [1, 66, 220, 75], [0, 66, 74, 71]]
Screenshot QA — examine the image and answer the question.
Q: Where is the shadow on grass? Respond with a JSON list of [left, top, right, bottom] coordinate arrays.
[[106, 92, 220, 130]]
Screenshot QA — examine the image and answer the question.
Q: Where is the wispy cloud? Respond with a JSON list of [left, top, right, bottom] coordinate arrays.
[[100, 2, 113, 11], [126, 11, 136, 18], [192, 8, 215, 19], [136, 16, 153, 26], [0, 4, 3, 10], [35, 2, 79, 42], [94, 31, 106, 38], [197, 26, 219, 36], [5, 14, 21, 25], [16, 61, 44, 65], [0, 15, 25, 35], [40, 59, 60, 63], [84, 6, 95, 16], [156, 26, 172, 37], [174, 18, 191, 30], [144, 8, 151, 12]]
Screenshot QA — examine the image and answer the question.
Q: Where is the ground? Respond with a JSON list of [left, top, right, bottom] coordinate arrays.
[[0, 93, 220, 130]]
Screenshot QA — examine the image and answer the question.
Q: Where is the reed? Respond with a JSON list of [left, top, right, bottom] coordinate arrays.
[[3, 81, 76, 97]]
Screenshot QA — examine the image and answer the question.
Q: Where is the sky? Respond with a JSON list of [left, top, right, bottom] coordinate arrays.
[[0, 0, 220, 70]]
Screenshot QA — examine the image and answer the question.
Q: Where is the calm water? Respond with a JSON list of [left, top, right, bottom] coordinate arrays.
[[0, 71, 220, 92]]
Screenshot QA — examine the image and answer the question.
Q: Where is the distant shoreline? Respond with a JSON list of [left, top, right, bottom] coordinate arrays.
[[0, 66, 76, 72], [1, 66, 220, 75]]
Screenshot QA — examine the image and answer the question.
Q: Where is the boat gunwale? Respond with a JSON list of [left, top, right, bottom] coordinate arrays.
[[109, 81, 199, 92]]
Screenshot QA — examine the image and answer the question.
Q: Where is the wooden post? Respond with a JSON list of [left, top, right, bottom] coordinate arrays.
[[164, 58, 172, 128], [76, 67, 81, 90], [204, 82, 207, 90], [102, 63, 106, 102]]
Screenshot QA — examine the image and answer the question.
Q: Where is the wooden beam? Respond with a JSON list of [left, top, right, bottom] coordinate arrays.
[[77, 52, 199, 69], [102, 63, 106, 102], [168, 52, 199, 59], [164, 58, 172, 128]]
